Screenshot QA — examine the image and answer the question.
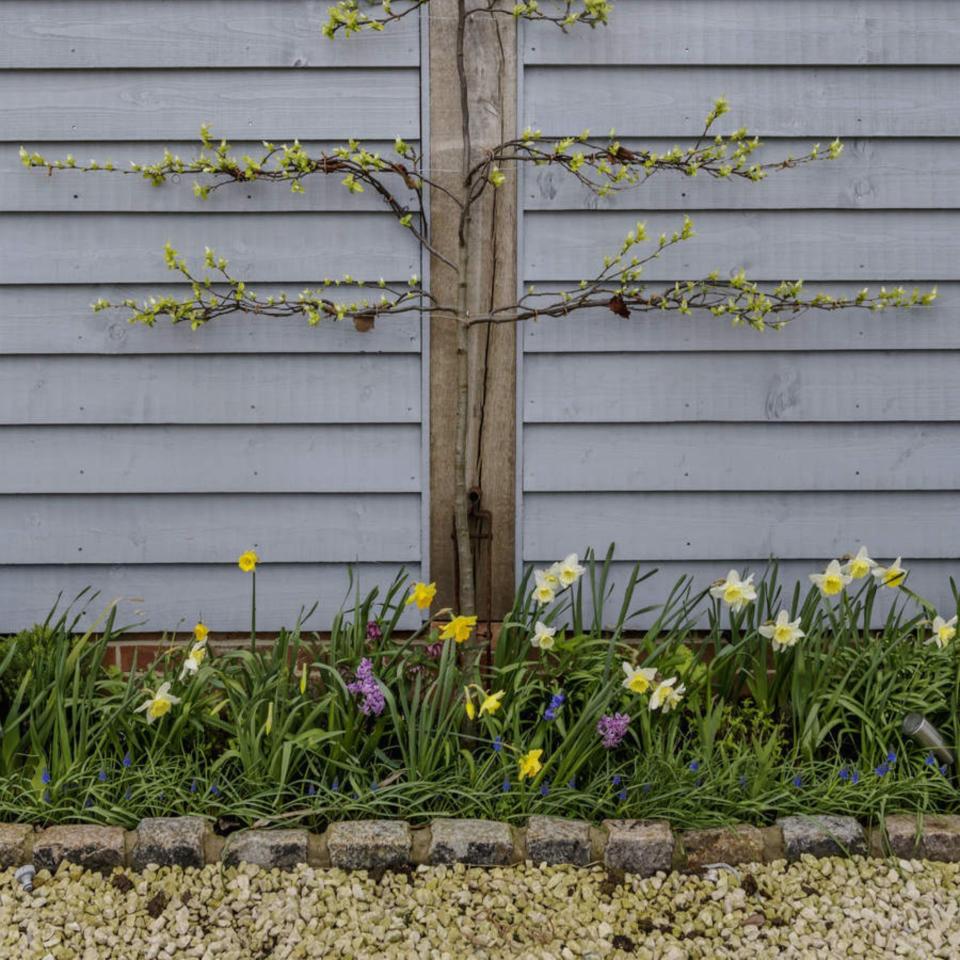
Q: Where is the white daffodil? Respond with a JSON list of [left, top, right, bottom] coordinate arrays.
[[556, 553, 585, 588], [531, 620, 557, 650], [709, 570, 757, 613], [621, 661, 658, 695], [927, 614, 957, 649], [873, 557, 907, 588], [759, 610, 805, 652], [650, 677, 686, 713], [179, 641, 208, 680], [809, 559, 852, 597], [135, 682, 180, 723], [843, 546, 876, 580], [533, 569, 557, 606]]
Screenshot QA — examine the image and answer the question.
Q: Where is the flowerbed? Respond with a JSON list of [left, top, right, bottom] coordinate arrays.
[[0, 546, 957, 830]]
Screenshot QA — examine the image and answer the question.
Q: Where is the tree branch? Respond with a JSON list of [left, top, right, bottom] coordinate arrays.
[[90, 243, 442, 332], [465, 99, 843, 207], [20, 131, 460, 272]]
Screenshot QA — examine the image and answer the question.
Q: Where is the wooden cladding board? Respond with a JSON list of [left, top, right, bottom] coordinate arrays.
[[0, 493, 420, 564], [1, 68, 420, 140], [0, 424, 422, 493], [524, 423, 960, 492], [518, 5, 960, 623], [0, 563, 423, 632], [4, 212, 419, 283], [522, 210, 960, 282], [522, 66, 960, 137], [0, 1, 426, 631], [0, 1, 420, 68], [0, 354, 422, 424], [523, 1, 960, 66]]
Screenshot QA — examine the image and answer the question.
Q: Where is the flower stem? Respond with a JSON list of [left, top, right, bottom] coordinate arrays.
[[250, 571, 257, 654]]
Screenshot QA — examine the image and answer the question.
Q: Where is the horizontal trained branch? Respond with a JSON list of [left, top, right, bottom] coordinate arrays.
[[470, 215, 938, 328], [471, 98, 842, 204], [90, 243, 436, 332], [19, 128, 459, 271]]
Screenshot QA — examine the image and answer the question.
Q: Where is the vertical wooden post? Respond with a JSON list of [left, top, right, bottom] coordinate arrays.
[[428, 0, 518, 617]]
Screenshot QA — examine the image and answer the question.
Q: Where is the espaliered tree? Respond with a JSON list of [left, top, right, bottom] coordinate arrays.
[[22, 0, 935, 625]]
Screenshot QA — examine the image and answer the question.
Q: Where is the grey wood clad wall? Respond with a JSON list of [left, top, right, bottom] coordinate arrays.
[[519, 0, 960, 613], [0, 1, 426, 630]]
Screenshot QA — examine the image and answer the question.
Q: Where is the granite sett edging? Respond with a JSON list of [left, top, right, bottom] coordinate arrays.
[[4, 813, 960, 876]]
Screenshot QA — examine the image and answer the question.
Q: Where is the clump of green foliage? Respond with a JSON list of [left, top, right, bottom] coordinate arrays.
[[0, 549, 957, 830]]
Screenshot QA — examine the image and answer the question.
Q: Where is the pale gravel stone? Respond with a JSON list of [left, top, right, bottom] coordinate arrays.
[[9, 857, 957, 958], [777, 814, 867, 861], [0, 823, 33, 868], [428, 818, 514, 865], [327, 820, 411, 870], [681, 823, 765, 870], [32, 824, 125, 873], [132, 817, 208, 871], [526, 816, 592, 866], [221, 829, 309, 870], [602, 819, 674, 875]]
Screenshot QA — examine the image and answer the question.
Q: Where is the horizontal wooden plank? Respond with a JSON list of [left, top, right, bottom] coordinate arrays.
[[2, 140, 420, 212], [524, 1, 960, 66], [0, 424, 421, 493], [1, 68, 419, 140], [523, 492, 960, 560], [0, 562, 423, 632], [523, 66, 960, 137], [1, 493, 420, 564], [518, 559, 957, 628], [0, 285, 421, 354], [523, 210, 960, 281], [524, 138, 960, 211], [2, 212, 419, 283], [523, 352, 960, 423], [524, 423, 960, 492], [0, 354, 421, 424], [0, 1, 420, 68], [521, 282, 958, 352]]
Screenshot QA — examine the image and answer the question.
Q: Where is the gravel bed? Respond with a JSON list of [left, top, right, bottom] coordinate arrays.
[[4, 856, 960, 959]]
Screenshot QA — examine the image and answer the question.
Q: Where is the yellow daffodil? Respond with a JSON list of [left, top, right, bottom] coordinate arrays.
[[299, 664, 308, 694], [621, 661, 657, 694], [193, 621, 209, 643], [556, 553, 585, 588], [649, 677, 685, 713], [518, 748, 544, 780], [533, 570, 557, 606], [464, 686, 476, 720], [238, 549, 259, 573], [135, 682, 180, 723], [405, 581, 437, 610], [927, 614, 957, 649], [809, 559, 852, 597], [531, 620, 557, 650], [479, 689, 505, 716], [843, 546, 876, 580], [440, 614, 478, 644], [709, 569, 757, 612], [759, 610, 805, 652], [873, 557, 907, 588]]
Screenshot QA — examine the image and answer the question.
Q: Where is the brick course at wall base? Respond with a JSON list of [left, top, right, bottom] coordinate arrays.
[[1, 814, 956, 876]]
